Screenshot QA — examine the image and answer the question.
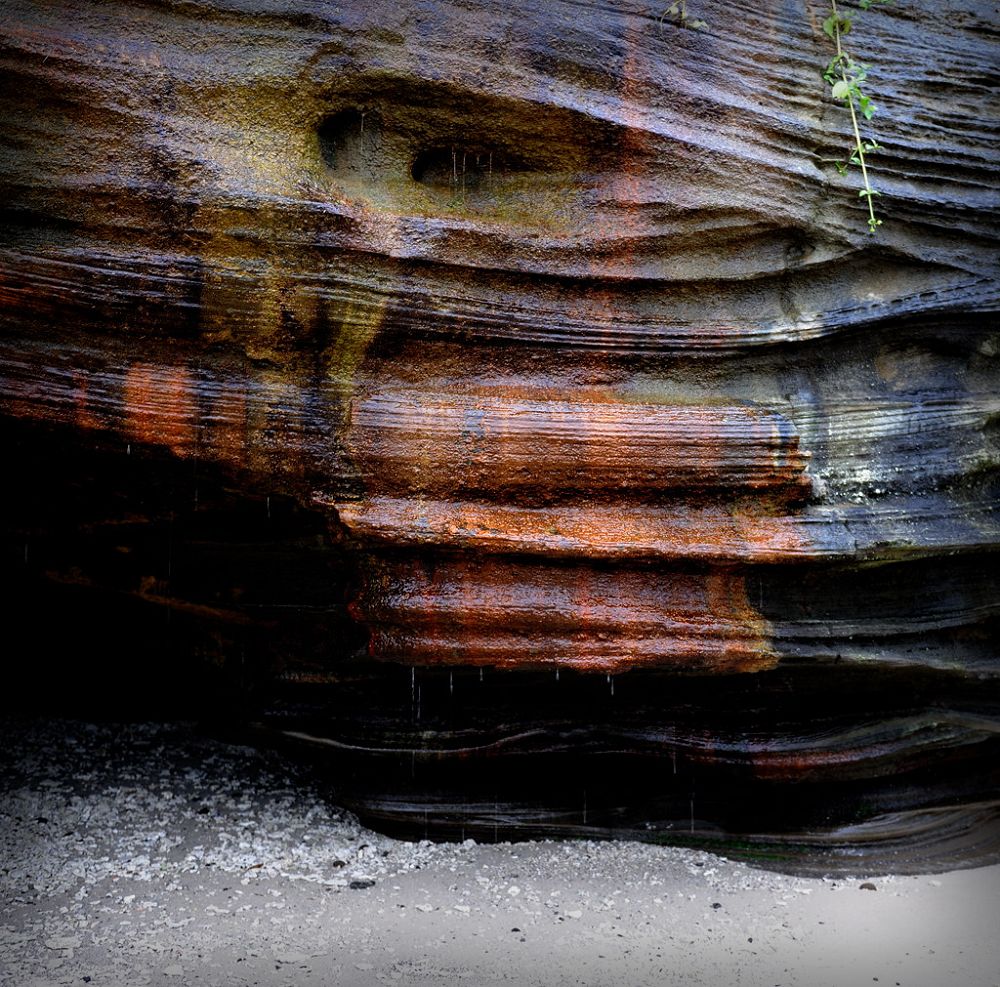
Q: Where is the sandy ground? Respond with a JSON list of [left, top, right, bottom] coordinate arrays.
[[1, 718, 997, 987]]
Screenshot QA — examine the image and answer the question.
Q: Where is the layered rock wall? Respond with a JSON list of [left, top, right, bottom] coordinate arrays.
[[1, 0, 998, 865]]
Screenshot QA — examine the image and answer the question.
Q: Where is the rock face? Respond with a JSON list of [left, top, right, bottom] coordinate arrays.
[[1, 0, 998, 868]]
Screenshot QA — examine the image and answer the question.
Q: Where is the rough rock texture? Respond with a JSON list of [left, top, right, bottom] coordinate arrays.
[[1, 0, 998, 864]]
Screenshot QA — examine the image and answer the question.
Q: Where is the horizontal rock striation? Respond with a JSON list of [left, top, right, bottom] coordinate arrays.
[[1, 0, 998, 865]]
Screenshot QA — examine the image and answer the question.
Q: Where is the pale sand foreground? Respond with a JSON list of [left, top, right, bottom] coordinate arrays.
[[1, 719, 997, 987]]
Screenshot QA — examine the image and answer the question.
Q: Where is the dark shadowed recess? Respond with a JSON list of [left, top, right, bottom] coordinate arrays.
[[2, 416, 998, 876]]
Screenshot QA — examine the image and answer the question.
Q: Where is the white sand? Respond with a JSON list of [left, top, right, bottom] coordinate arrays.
[[1, 719, 997, 987]]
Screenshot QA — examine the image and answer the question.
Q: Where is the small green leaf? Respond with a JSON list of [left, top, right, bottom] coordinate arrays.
[[822, 14, 838, 37], [831, 80, 852, 100]]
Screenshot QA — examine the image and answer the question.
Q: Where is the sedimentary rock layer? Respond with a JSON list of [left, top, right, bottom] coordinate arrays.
[[1, 0, 997, 862]]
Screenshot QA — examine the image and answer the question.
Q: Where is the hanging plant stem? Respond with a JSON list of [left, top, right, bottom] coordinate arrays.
[[823, 0, 884, 233]]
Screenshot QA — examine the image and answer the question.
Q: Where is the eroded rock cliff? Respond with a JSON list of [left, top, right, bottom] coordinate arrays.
[[1, 0, 997, 868]]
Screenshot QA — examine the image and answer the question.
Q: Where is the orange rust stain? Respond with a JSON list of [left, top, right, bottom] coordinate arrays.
[[71, 372, 106, 434], [593, 20, 654, 265], [351, 554, 779, 675], [346, 390, 811, 502], [334, 498, 814, 564], [703, 570, 778, 674], [555, 21, 658, 385], [123, 362, 197, 456], [0, 271, 27, 312], [746, 744, 877, 783]]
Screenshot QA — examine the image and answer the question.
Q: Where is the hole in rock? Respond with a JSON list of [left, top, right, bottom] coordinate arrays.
[[318, 109, 381, 176]]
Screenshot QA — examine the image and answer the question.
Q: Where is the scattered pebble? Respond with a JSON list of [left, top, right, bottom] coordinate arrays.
[[43, 937, 81, 951], [274, 949, 309, 964]]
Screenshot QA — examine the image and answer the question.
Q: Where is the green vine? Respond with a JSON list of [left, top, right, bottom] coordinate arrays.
[[822, 0, 890, 233]]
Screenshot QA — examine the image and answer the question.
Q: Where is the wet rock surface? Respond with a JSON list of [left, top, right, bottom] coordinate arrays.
[[1, 0, 998, 859], [2, 0, 997, 673], [3, 418, 998, 867]]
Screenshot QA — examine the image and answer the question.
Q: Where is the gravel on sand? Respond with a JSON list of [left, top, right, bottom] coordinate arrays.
[[1, 718, 997, 987]]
